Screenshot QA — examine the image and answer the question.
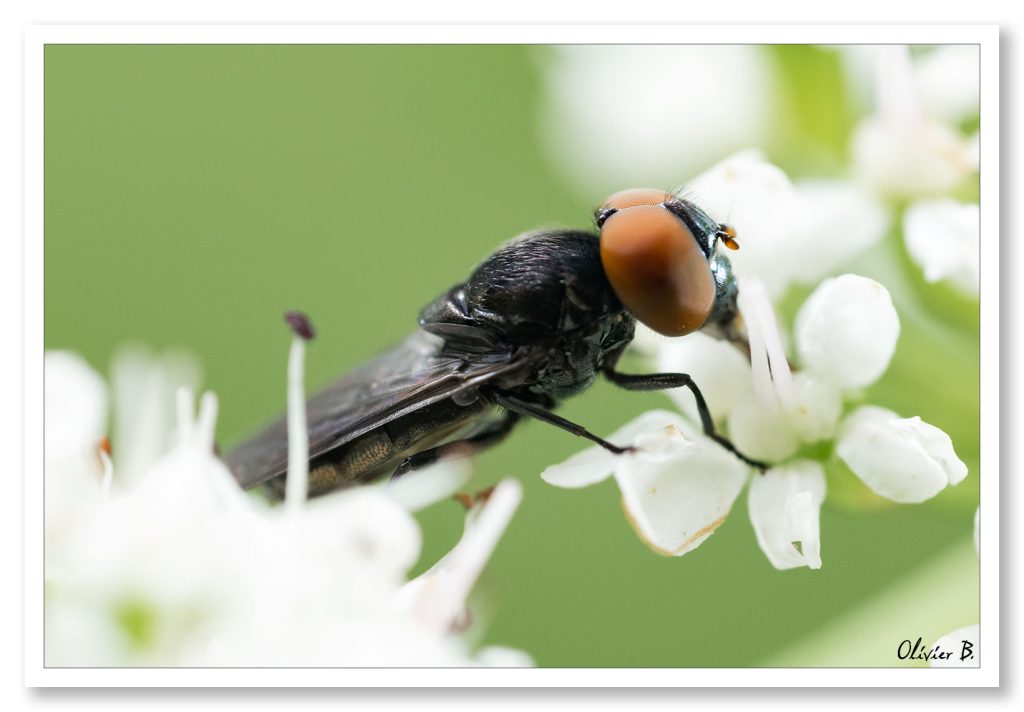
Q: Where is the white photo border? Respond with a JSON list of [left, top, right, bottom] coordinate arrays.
[[24, 23, 1000, 688]]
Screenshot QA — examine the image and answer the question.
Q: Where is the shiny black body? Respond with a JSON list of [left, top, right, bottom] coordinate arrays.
[[226, 220, 752, 499]]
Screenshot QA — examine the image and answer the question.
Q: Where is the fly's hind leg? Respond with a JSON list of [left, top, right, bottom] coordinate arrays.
[[390, 412, 521, 479], [603, 367, 769, 471]]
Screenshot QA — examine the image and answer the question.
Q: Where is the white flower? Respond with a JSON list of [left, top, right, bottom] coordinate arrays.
[[537, 46, 775, 197], [542, 410, 749, 556], [836, 406, 968, 504], [44, 345, 530, 667], [686, 150, 888, 296], [903, 199, 980, 296], [850, 46, 976, 199], [545, 267, 965, 571]]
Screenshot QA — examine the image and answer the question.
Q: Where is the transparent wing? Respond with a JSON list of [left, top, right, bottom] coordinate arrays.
[[225, 330, 519, 490]]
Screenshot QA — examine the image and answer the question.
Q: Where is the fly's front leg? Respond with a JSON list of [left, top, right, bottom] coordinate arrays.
[[603, 367, 769, 471], [390, 412, 520, 479], [491, 393, 634, 455]]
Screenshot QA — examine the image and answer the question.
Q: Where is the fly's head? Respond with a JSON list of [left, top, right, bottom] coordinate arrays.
[[595, 188, 741, 338]]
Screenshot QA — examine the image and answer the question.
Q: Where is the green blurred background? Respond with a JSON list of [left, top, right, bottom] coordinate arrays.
[[44, 45, 979, 667]]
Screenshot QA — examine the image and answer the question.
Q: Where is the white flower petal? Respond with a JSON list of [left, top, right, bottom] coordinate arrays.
[[690, 161, 888, 297], [748, 461, 826, 570], [851, 116, 975, 199], [795, 274, 900, 389], [383, 459, 473, 512], [930, 624, 980, 668], [45, 351, 109, 459], [544, 410, 751, 556], [541, 409, 694, 488], [787, 371, 843, 444], [727, 394, 800, 462], [299, 488, 423, 582], [654, 332, 753, 423], [837, 406, 968, 503], [111, 344, 201, 485], [851, 46, 975, 199], [831, 46, 886, 113], [873, 46, 920, 124], [891, 417, 969, 487], [539, 46, 774, 196], [688, 150, 802, 296], [540, 442, 619, 489], [915, 46, 980, 124], [787, 180, 889, 284], [615, 433, 750, 556], [405, 479, 521, 631], [903, 200, 980, 295], [45, 352, 109, 547]]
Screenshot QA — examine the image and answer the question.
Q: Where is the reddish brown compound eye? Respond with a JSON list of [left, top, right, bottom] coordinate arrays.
[[599, 203, 715, 337], [600, 187, 674, 211]]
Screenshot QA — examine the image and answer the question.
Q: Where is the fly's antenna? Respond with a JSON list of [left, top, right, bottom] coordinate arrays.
[[712, 186, 741, 254]]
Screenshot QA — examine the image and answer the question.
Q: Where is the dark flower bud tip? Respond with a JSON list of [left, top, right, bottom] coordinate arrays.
[[284, 310, 316, 341]]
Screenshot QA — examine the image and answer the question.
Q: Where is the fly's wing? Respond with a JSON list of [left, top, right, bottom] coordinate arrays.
[[225, 330, 520, 490]]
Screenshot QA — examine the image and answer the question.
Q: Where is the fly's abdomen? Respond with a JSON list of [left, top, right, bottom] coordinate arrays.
[[263, 398, 489, 499]]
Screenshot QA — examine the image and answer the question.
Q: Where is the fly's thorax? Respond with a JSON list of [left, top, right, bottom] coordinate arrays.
[[522, 311, 635, 401], [419, 229, 626, 350]]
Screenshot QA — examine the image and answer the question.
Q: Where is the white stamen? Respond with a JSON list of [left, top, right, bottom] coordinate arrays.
[[196, 391, 218, 454], [98, 449, 114, 496], [285, 338, 309, 513], [737, 277, 775, 410], [411, 478, 522, 630], [738, 277, 799, 424], [752, 283, 798, 416], [876, 45, 920, 126]]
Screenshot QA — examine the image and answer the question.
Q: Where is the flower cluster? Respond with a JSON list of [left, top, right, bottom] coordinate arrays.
[[533, 46, 977, 574], [846, 45, 980, 297], [44, 345, 530, 667]]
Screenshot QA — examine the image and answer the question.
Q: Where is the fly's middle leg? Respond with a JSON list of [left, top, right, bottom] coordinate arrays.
[[603, 367, 769, 471]]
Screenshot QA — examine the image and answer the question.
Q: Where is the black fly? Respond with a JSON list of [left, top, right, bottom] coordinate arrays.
[[226, 189, 767, 499]]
